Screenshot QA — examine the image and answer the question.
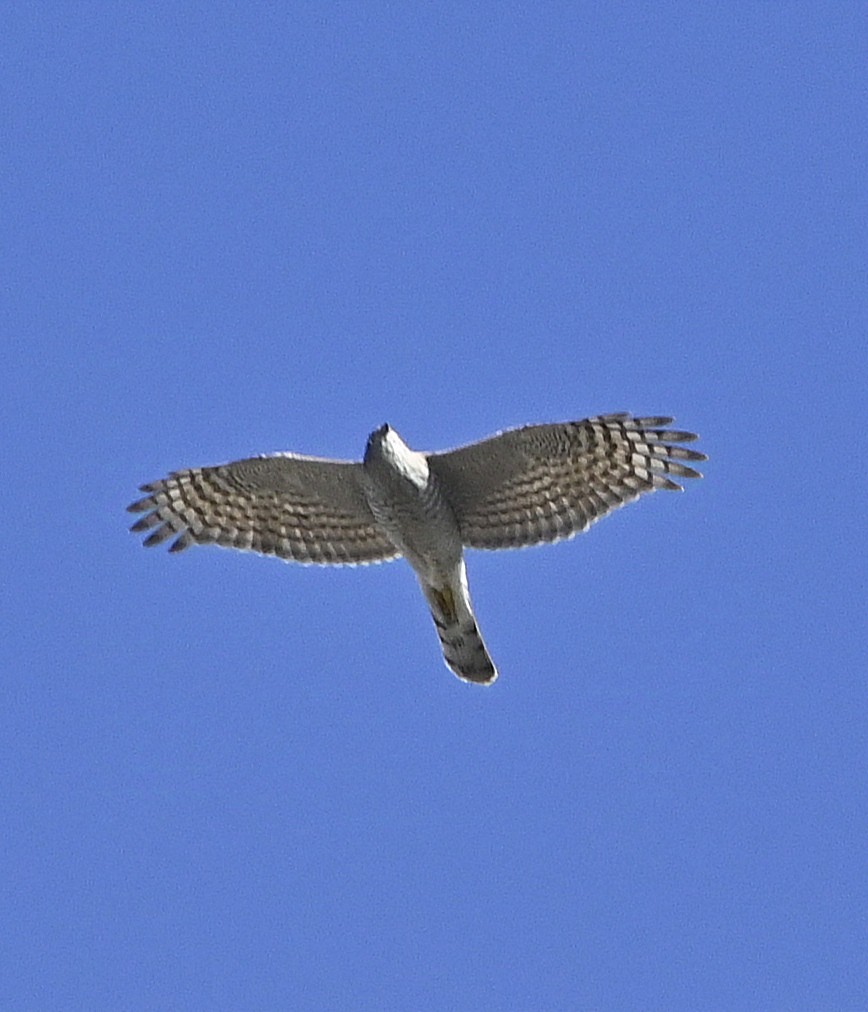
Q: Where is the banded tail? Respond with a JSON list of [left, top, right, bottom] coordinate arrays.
[[423, 572, 497, 685]]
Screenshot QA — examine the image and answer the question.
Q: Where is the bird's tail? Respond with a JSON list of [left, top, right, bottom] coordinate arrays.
[[423, 570, 497, 685]]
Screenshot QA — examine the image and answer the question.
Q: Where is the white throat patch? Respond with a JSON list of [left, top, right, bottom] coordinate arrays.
[[382, 429, 430, 489]]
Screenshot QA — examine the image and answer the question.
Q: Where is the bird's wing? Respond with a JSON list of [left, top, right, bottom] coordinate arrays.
[[428, 414, 706, 550], [128, 453, 399, 565]]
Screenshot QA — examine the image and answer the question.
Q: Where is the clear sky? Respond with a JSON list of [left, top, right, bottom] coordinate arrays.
[[3, 4, 866, 1009]]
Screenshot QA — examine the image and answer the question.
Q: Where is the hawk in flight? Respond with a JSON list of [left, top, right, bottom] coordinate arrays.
[[128, 414, 705, 684]]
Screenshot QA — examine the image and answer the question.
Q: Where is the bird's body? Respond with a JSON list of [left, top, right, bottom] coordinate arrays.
[[129, 414, 706, 684], [363, 425, 461, 583], [362, 425, 495, 681]]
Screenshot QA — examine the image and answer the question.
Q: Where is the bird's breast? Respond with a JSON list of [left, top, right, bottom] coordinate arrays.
[[362, 469, 462, 579]]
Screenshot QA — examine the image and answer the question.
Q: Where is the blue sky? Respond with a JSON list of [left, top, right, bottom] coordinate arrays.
[[3, 4, 866, 1009]]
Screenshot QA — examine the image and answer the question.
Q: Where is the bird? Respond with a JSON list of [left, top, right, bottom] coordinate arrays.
[[128, 414, 706, 685]]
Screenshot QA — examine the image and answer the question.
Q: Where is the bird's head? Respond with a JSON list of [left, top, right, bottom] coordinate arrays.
[[364, 424, 429, 487], [365, 423, 392, 459]]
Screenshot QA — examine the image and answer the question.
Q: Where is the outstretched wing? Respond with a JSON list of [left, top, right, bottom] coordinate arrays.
[[428, 414, 706, 550], [127, 453, 399, 565]]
